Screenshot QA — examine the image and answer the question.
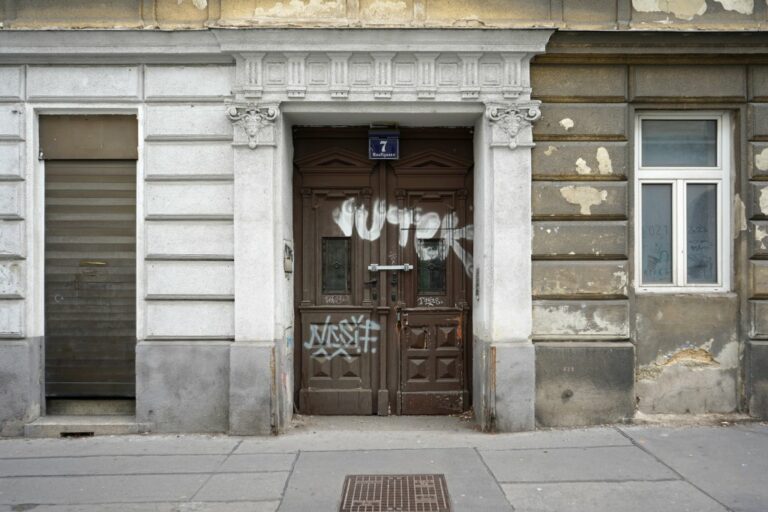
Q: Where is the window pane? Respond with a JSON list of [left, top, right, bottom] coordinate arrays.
[[322, 238, 350, 294], [687, 184, 718, 284], [417, 239, 447, 294], [642, 184, 673, 284], [642, 119, 717, 167]]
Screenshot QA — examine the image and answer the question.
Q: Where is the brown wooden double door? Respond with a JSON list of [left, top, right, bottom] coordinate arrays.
[[294, 127, 473, 415]]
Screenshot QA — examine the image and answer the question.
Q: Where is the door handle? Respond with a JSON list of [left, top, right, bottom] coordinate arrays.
[[368, 263, 413, 272]]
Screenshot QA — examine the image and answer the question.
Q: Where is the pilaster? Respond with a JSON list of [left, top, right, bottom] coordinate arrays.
[[473, 100, 541, 432], [226, 100, 281, 435]]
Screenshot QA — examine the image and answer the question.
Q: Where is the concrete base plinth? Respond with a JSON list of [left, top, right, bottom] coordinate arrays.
[[229, 341, 274, 435], [136, 341, 230, 433], [0, 338, 42, 437], [473, 338, 535, 432], [493, 342, 536, 432]]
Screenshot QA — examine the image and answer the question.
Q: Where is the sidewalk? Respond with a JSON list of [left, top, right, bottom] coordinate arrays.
[[0, 416, 766, 512]]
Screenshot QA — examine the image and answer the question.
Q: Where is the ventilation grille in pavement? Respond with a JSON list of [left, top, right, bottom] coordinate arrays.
[[339, 474, 451, 512]]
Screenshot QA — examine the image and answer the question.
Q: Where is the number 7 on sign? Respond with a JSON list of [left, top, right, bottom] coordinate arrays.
[[379, 140, 387, 152]]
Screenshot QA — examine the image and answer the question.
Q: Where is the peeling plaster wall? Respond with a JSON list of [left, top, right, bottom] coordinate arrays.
[[2, 0, 768, 30], [531, 40, 768, 421], [635, 295, 739, 413]]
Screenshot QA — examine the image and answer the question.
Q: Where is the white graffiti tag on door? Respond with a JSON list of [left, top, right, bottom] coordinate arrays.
[[331, 198, 473, 275], [304, 315, 381, 360]]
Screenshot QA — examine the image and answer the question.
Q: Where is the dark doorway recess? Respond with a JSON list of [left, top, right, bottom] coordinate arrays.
[[41, 115, 138, 398]]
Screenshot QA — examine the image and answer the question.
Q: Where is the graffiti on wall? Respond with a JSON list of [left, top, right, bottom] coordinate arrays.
[[304, 314, 381, 360], [331, 198, 473, 275]]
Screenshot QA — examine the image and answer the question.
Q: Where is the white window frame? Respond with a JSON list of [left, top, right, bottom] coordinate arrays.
[[634, 112, 731, 293]]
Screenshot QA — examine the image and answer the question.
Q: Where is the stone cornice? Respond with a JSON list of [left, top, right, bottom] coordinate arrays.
[[0, 29, 553, 63]]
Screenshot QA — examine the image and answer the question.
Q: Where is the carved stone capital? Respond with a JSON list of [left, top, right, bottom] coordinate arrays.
[[226, 103, 279, 149], [485, 102, 542, 150]]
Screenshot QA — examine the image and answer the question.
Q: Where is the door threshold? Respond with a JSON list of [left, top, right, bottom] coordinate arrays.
[[24, 416, 151, 438], [290, 414, 476, 433]]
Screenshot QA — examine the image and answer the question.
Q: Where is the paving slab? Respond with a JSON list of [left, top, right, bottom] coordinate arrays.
[[502, 481, 728, 512], [278, 448, 510, 512], [193, 472, 289, 501], [218, 453, 297, 473], [0, 454, 227, 477], [0, 436, 239, 458], [0, 474, 208, 506], [480, 446, 678, 483], [0, 502, 280, 512], [218, 453, 298, 473], [620, 426, 768, 512], [235, 417, 629, 454]]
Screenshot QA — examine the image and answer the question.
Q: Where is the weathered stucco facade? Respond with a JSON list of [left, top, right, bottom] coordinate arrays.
[[1, 0, 767, 436]]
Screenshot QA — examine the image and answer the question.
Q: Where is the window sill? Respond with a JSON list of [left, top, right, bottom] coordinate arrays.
[[634, 287, 734, 296]]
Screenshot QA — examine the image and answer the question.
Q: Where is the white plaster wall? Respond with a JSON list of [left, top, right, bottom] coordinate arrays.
[[0, 220, 24, 257], [233, 144, 276, 341], [145, 181, 233, 218], [27, 66, 140, 100], [144, 142, 233, 178], [0, 105, 23, 137], [0, 68, 24, 342], [0, 261, 24, 298], [0, 181, 24, 219], [0, 66, 24, 100], [145, 105, 232, 138], [0, 300, 24, 338], [145, 65, 234, 100], [146, 301, 234, 339], [274, 115, 295, 429], [141, 65, 236, 341], [145, 220, 233, 258], [0, 143, 23, 178], [146, 260, 234, 298], [472, 116, 492, 340], [0, 75, 24, 344]]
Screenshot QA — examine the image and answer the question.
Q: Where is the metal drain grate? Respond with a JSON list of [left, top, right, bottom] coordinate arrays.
[[339, 474, 451, 512]]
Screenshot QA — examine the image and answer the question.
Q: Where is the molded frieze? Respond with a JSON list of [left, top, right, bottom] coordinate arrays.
[[231, 51, 537, 103]]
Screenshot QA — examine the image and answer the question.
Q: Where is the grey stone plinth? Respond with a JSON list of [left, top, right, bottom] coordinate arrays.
[[0, 338, 42, 437], [229, 341, 274, 435], [494, 342, 536, 432], [473, 339, 536, 433], [535, 342, 634, 427], [136, 341, 230, 433]]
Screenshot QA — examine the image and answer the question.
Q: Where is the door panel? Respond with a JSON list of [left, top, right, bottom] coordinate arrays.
[[44, 160, 137, 397], [294, 127, 472, 415]]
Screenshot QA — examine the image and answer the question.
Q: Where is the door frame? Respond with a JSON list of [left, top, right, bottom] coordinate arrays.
[[25, 104, 144, 412], [279, 102, 501, 421]]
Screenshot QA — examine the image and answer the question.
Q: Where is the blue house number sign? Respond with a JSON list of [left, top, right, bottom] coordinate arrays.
[[368, 130, 399, 160]]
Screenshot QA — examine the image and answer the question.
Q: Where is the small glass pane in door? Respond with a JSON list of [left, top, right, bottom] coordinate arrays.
[[322, 237, 350, 294], [417, 239, 447, 294]]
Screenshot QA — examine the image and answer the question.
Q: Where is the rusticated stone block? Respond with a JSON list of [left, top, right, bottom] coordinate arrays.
[[535, 341, 634, 427]]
